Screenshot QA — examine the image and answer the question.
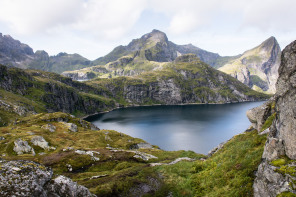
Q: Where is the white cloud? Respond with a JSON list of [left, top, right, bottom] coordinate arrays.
[[0, 0, 295, 59], [0, 0, 83, 34]]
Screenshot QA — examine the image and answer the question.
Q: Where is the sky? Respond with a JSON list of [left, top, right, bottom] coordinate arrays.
[[0, 0, 295, 60]]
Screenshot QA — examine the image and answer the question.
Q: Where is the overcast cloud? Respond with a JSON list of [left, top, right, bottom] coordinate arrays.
[[0, 0, 295, 59]]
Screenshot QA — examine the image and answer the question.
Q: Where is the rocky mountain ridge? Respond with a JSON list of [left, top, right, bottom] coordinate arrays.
[[219, 37, 281, 93], [0, 33, 92, 73], [247, 40, 296, 196]]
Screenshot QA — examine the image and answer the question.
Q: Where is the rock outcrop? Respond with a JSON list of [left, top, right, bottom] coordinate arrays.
[[219, 37, 281, 93], [0, 160, 95, 197], [13, 139, 35, 155], [100, 55, 268, 105], [253, 40, 296, 196], [0, 64, 115, 117]]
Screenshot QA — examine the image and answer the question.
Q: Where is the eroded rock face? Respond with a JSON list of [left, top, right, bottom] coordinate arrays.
[[253, 40, 296, 196], [0, 160, 96, 197], [246, 100, 273, 132]]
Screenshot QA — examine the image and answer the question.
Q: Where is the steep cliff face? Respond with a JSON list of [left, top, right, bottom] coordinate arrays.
[[88, 54, 268, 105], [219, 37, 281, 93], [252, 40, 296, 196], [0, 65, 115, 119]]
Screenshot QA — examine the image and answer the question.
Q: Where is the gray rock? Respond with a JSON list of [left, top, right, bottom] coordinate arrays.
[[0, 136, 5, 140], [253, 161, 290, 197], [0, 160, 96, 197], [41, 123, 56, 132], [13, 138, 35, 155], [45, 175, 96, 197], [246, 100, 273, 132], [64, 122, 78, 132], [31, 136, 55, 151], [253, 40, 296, 196], [0, 160, 52, 197]]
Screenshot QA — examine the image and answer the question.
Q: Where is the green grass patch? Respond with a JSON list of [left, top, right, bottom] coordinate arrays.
[[191, 130, 267, 197]]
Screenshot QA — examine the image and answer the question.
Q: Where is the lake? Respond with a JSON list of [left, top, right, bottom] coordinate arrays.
[[86, 101, 264, 154]]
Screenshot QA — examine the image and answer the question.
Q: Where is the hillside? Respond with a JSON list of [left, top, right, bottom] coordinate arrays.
[[86, 54, 269, 105], [0, 33, 92, 73], [219, 37, 281, 93], [0, 64, 116, 126]]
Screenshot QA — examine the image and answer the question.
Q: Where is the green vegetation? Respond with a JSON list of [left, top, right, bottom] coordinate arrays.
[[191, 130, 267, 196], [261, 113, 276, 132], [277, 192, 296, 197], [0, 111, 268, 196]]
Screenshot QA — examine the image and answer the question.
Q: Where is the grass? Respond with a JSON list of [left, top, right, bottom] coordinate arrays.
[[191, 130, 267, 197]]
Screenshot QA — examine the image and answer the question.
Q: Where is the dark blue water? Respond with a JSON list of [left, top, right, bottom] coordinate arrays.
[[86, 102, 264, 154]]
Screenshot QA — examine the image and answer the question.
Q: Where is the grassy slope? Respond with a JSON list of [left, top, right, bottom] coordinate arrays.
[[0, 112, 268, 196], [87, 59, 269, 105], [0, 112, 204, 196]]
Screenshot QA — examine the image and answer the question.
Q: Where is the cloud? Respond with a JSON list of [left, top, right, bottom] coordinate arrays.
[[0, 0, 147, 39], [0, 0, 83, 34]]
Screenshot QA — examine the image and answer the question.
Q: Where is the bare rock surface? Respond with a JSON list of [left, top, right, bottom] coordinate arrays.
[[253, 40, 296, 196]]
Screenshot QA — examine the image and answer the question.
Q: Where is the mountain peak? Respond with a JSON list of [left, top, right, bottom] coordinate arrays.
[[260, 36, 280, 51], [142, 29, 168, 43]]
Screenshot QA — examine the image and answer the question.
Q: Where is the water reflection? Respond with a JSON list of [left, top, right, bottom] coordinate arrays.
[[86, 102, 264, 154]]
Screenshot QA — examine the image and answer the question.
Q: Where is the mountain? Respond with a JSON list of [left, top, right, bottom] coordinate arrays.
[[93, 29, 220, 65], [0, 64, 116, 126], [63, 30, 280, 95], [0, 33, 92, 73], [0, 33, 34, 68], [218, 37, 281, 93], [247, 40, 296, 196], [87, 54, 269, 105]]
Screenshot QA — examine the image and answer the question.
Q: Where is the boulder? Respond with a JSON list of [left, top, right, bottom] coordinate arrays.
[[64, 123, 78, 132], [41, 123, 56, 132], [13, 138, 35, 155], [0, 160, 96, 197], [31, 136, 55, 150], [45, 175, 95, 197]]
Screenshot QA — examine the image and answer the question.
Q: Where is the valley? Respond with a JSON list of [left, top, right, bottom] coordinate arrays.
[[0, 28, 295, 197]]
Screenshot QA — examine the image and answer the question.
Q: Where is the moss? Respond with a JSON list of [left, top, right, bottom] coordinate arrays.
[[271, 158, 288, 167], [261, 113, 276, 132], [275, 166, 296, 177], [277, 192, 296, 197]]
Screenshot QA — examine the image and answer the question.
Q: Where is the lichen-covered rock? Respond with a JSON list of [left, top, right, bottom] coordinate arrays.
[[64, 122, 78, 132], [0, 160, 96, 197], [13, 138, 35, 155], [253, 40, 296, 196], [253, 161, 290, 197], [45, 175, 96, 197], [41, 123, 56, 132], [31, 136, 55, 151], [0, 160, 52, 197]]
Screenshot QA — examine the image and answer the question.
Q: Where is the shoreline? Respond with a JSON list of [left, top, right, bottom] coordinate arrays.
[[82, 99, 268, 120]]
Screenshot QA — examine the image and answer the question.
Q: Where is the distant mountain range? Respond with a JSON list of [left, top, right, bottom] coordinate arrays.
[[0, 30, 281, 93]]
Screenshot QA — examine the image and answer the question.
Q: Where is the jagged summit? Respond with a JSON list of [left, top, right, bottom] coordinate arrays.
[[218, 36, 281, 93]]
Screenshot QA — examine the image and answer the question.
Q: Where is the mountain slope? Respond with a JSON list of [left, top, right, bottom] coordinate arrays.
[[0, 64, 115, 126], [218, 37, 281, 93], [87, 54, 269, 105], [93, 29, 220, 66], [0, 33, 93, 73]]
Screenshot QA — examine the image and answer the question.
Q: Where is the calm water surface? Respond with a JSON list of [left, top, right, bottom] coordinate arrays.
[[86, 101, 264, 154]]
